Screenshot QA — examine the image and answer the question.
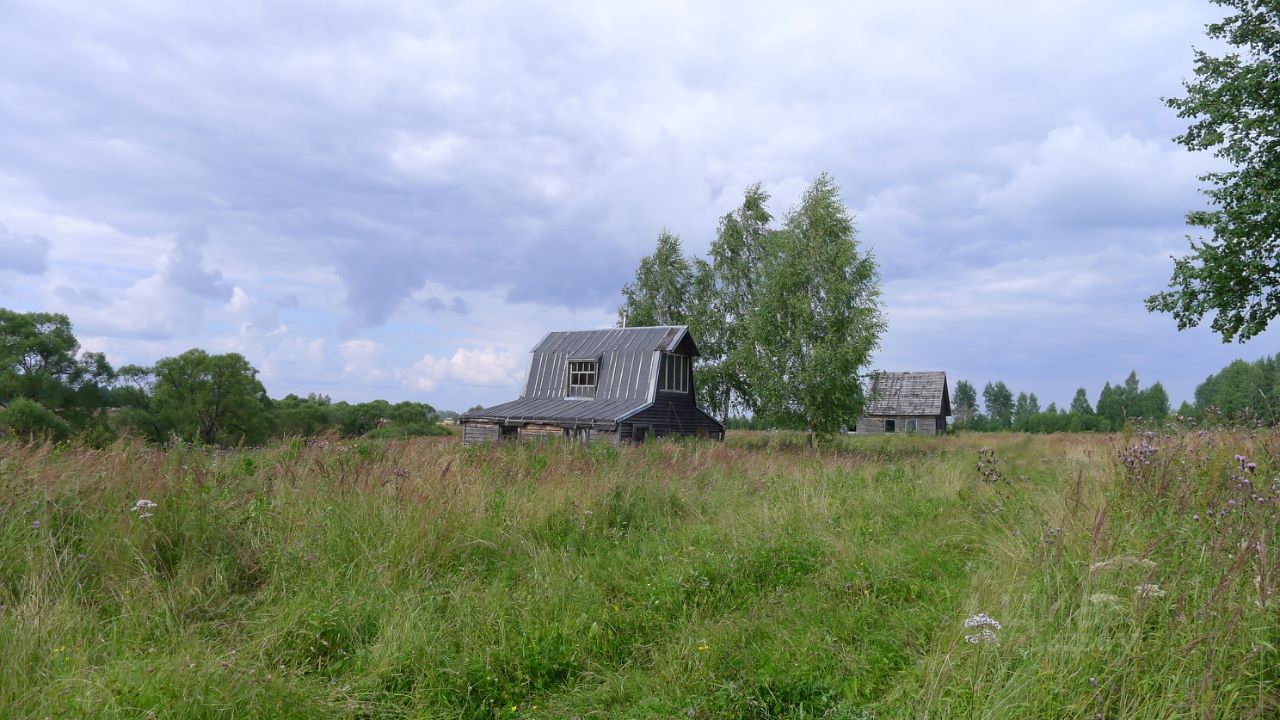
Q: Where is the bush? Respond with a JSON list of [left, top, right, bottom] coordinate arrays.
[[0, 398, 71, 442], [363, 422, 452, 439]]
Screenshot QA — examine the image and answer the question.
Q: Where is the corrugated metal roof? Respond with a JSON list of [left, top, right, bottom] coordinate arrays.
[[531, 326, 692, 356], [462, 396, 652, 425], [461, 326, 694, 425], [863, 371, 949, 416]]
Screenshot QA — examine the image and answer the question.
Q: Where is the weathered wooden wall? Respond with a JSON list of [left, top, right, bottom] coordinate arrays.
[[855, 415, 945, 436], [620, 392, 724, 441], [461, 422, 500, 446]]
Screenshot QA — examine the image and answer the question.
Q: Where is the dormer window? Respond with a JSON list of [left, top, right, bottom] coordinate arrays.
[[567, 359, 598, 398], [659, 353, 689, 393]]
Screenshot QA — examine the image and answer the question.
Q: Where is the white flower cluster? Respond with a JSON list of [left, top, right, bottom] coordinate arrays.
[[132, 499, 157, 519], [962, 613, 1001, 630], [963, 613, 1001, 645]]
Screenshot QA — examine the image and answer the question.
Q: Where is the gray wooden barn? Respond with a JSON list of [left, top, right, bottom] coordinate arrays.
[[459, 326, 725, 446], [855, 371, 951, 435]]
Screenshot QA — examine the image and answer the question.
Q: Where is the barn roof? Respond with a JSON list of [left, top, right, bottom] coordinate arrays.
[[461, 325, 714, 426], [863, 371, 951, 416], [462, 396, 652, 425], [532, 326, 697, 357]]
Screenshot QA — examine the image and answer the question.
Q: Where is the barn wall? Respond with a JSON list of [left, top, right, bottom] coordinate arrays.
[[856, 415, 946, 436], [461, 422, 500, 446], [621, 392, 724, 442], [518, 424, 565, 441]]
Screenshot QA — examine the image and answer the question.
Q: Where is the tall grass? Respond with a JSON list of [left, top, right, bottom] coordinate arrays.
[[0, 431, 1274, 718]]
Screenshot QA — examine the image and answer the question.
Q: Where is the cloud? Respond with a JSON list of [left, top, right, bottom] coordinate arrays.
[[1, 0, 1264, 410], [405, 346, 523, 392], [341, 338, 388, 381], [978, 120, 1208, 231], [419, 295, 469, 314], [0, 223, 50, 274], [56, 229, 234, 339]]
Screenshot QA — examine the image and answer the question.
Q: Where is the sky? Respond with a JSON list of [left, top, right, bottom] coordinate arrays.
[[1, 0, 1275, 412]]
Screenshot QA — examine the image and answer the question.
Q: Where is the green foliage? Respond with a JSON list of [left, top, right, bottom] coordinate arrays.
[[1069, 387, 1094, 415], [698, 183, 775, 421], [1096, 372, 1170, 428], [152, 349, 272, 446], [1192, 352, 1280, 424], [0, 308, 115, 429], [273, 393, 334, 437], [1147, 1, 1280, 341], [953, 380, 978, 428], [0, 397, 70, 441], [981, 381, 1013, 428], [740, 175, 885, 441], [614, 177, 885, 435], [0, 307, 453, 447], [616, 230, 693, 327], [363, 422, 451, 439]]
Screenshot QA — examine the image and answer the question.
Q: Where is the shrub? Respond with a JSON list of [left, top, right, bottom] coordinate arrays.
[[0, 397, 70, 442]]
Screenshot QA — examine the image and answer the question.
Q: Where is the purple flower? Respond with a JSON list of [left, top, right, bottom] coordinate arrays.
[[30, 520, 41, 529]]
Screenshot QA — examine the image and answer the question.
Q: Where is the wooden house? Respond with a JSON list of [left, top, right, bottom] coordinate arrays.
[[459, 326, 725, 445], [855, 371, 951, 435]]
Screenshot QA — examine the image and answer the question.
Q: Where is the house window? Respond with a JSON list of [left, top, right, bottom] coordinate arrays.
[[659, 353, 689, 393], [906, 419, 917, 433], [567, 360, 597, 397], [884, 419, 896, 433]]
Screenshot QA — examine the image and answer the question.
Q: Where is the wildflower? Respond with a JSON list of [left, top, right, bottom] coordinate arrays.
[[1135, 584, 1166, 599], [965, 628, 999, 645], [1088, 593, 1119, 605], [963, 612, 1002, 629], [31, 520, 41, 529], [132, 499, 157, 519], [963, 612, 1001, 645]]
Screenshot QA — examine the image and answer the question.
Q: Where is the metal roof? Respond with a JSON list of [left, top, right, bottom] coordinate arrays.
[[461, 326, 696, 425], [531, 326, 694, 357], [461, 396, 654, 425], [863, 371, 950, 416]]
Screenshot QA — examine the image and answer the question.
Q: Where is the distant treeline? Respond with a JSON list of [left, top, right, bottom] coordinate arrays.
[[951, 372, 1169, 433], [954, 353, 1280, 432], [0, 309, 452, 446], [1184, 353, 1280, 425], [731, 354, 1280, 434]]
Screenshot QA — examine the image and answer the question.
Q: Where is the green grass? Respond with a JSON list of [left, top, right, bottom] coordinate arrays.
[[0, 430, 1276, 718]]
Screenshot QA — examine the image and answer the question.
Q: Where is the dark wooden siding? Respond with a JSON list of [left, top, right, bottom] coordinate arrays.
[[620, 392, 724, 441]]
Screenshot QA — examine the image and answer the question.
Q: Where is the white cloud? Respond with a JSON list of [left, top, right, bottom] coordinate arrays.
[[54, 229, 233, 339], [340, 338, 387, 381], [978, 119, 1209, 231], [405, 346, 522, 392]]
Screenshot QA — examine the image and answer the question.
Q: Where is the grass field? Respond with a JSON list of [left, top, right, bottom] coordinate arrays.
[[1, 430, 1276, 718]]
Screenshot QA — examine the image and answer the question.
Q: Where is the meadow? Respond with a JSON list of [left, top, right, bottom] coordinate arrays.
[[0, 430, 1276, 719]]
